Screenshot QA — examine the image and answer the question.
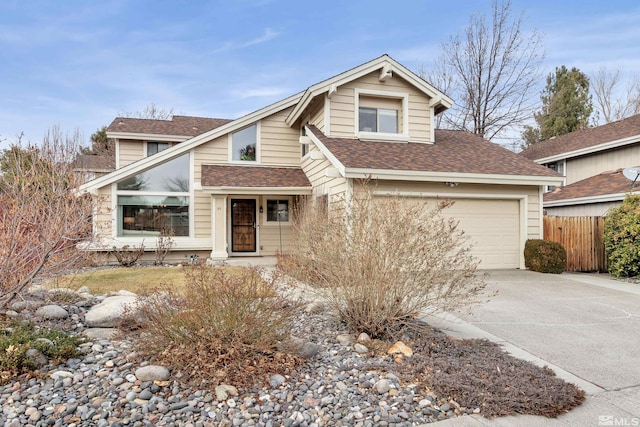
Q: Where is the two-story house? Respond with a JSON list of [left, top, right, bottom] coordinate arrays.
[[79, 55, 561, 269], [520, 114, 640, 216]]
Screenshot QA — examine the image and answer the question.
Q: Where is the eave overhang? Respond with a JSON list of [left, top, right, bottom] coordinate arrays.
[[534, 135, 640, 164]]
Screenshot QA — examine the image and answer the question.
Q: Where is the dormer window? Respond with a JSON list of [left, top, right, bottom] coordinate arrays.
[[359, 107, 398, 133], [355, 89, 409, 141]]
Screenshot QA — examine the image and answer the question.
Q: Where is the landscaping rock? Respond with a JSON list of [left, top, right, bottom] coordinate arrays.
[[358, 332, 371, 341], [336, 334, 353, 345], [215, 384, 238, 401], [135, 365, 170, 382], [354, 343, 369, 354], [387, 341, 413, 357], [85, 295, 137, 327], [35, 304, 68, 320], [269, 374, 286, 388], [83, 328, 117, 340]]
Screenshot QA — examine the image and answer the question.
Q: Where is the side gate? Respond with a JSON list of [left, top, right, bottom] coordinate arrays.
[[543, 216, 607, 272]]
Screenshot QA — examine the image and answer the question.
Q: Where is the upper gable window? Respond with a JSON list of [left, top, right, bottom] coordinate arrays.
[[231, 124, 257, 162], [359, 107, 398, 133], [147, 142, 169, 156], [355, 90, 409, 141]]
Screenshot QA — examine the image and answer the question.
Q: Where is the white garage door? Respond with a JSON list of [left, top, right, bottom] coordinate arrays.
[[442, 199, 521, 269]]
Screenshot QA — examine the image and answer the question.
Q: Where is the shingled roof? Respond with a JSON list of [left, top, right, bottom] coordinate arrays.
[[544, 168, 640, 202], [107, 115, 232, 137], [307, 126, 559, 177], [520, 114, 640, 161], [201, 165, 312, 188]]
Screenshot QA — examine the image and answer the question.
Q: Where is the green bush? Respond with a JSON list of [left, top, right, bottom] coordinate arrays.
[[604, 194, 640, 278], [0, 322, 84, 383], [524, 239, 567, 273]]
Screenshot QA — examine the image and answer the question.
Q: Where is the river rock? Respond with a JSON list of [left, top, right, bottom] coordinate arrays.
[[85, 295, 137, 327]]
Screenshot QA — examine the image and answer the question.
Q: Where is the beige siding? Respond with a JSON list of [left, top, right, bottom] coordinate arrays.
[[194, 192, 212, 238], [258, 225, 293, 255], [193, 135, 228, 182], [545, 202, 620, 217], [301, 144, 348, 205], [118, 140, 144, 167], [308, 97, 325, 132], [260, 107, 302, 166], [566, 145, 640, 184], [329, 71, 432, 143], [94, 185, 114, 239]]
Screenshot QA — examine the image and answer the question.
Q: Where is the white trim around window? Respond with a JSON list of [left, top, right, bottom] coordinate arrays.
[[228, 122, 261, 164], [261, 197, 293, 226], [354, 88, 409, 142]]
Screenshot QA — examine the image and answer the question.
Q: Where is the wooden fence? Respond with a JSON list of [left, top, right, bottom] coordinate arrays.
[[543, 216, 607, 272]]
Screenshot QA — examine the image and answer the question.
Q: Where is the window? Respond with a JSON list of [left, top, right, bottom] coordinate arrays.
[[301, 125, 309, 157], [267, 199, 289, 222], [119, 196, 189, 236], [358, 107, 398, 133], [355, 90, 408, 140], [116, 153, 190, 237], [147, 142, 169, 156], [231, 124, 257, 161]]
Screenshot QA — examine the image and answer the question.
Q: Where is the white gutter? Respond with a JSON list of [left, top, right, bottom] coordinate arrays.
[[535, 135, 640, 163], [544, 191, 638, 207]]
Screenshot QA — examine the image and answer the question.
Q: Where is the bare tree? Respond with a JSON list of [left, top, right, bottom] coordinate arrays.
[[0, 127, 97, 308], [592, 67, 640, 124], [422, 0, 544, 142], [120, 102, 175, 120]]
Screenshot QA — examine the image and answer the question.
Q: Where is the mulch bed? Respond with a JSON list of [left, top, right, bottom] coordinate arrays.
[[396, 325, 585, 418]]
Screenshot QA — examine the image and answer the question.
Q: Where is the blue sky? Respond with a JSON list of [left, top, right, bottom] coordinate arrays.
[[1, 0, 640, 149]]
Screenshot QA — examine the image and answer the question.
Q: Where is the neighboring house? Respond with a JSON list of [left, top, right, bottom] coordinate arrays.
[[79, 55, 561, 269], [73, 154, 115, 183], [520, 114, 640, 216]]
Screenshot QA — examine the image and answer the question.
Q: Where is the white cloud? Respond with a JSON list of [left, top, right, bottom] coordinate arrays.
[[213, 28, 280, 53], [234, 86, 290, 99]]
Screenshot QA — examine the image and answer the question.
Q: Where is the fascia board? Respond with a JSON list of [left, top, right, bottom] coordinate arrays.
[[534, 135, 640, 163], [79, 92, 304, 193], [544, 192, 637, 207], [202, 186, 312, 195], [343, 168, 565, 186], [286, 55, 453, 126], [106, 132, 190, 142], [304, 126, 347, 177]]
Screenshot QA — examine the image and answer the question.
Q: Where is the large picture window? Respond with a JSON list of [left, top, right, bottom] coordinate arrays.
[[231, 124, 257, 161], [116, 153, 190, 237], [119, 196, 189, 236]]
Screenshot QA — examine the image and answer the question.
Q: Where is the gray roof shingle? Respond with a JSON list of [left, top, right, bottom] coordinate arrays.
[[520, 114, 640, 161], [308, 126, 559, 177]]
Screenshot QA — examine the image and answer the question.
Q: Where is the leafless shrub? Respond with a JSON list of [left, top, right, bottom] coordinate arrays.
[[121, 266, 302, 388], [0, 127, 97, 309], [110, 244, 145, 267], [154, 231, 175, 265], [281, 186, 486, 339]]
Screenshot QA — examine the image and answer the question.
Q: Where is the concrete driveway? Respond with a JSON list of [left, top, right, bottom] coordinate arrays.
[[424, 270, 640, 427]]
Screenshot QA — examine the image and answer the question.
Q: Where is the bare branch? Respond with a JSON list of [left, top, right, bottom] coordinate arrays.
[[423, 0, 544, 142]]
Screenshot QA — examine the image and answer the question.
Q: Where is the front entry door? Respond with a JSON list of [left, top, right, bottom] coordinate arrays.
[[231, 199, 256, 253]]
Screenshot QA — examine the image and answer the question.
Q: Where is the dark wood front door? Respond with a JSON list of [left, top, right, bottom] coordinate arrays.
[[231, 199, 256, 253]]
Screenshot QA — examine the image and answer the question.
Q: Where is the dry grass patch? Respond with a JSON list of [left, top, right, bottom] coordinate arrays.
[[45, 265, 250, 295]]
